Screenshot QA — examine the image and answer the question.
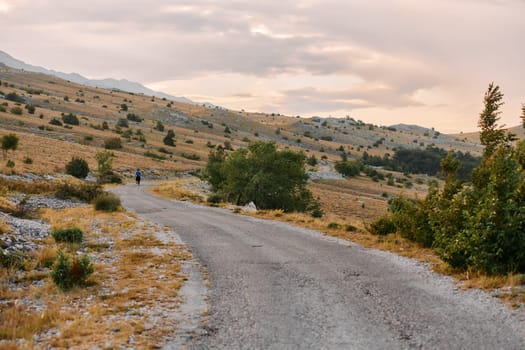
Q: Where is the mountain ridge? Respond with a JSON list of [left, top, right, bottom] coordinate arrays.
[[0, 50, 193, 104]]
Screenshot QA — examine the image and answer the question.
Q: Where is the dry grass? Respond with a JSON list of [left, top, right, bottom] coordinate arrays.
[[0, 205, 190, 348], [150, 180, 206, 203]]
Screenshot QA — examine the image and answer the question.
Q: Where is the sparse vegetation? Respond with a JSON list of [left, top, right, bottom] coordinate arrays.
[[104, 137, 122, 149], [93, 192, 121, 212], [65, 156, 90, 179], [51, 227, 84, 243]]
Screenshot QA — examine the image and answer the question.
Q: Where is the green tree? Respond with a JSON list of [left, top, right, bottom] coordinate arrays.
[[205, 141, 315, 212], [65, 156, 90, 179], [96, 151, 121, 184], [163, 130, 175, 146], [156, 120, 165, 132], [1, 133, 19, 159], [478, 83, 513, 158]]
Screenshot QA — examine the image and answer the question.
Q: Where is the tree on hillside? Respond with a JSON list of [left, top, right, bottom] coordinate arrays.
[[155, 121, 165, 132], [478, 82, 514, 157], [372, 83, 525, 274], [163, 130, 175, 146], [1, 133, 19, 159], [205, 141, 316, 212]]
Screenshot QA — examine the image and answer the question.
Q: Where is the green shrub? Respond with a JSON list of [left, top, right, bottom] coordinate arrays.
[[334, 160, 362, 177], [23, 157, 33, 164], [6, 160, 14, 168], [49, 118, 63, 126], [10, 106, 23, 115], [126, 113, 143, 122], [52, 227, 84, 243], [346, 224, 358, 232], [65, 157, 90, 179], [207, 194, 222, 204], [163, 130, 175, 146], [0, 250, 27, 270], [311, 208, 324, 218], [327, 222, 342, 229], [369, 216, 396, 235], [117, 118, 129, 128], [55, 181, 103, 202], [25, 104, 36, 114], [181, 153, 200, 160], [5, 92, 24, 103], [144, 151, 165, 160], [155, 121, 165, 132], [61, 113, 79, 125], [93, 192, 121, 212], [104, 137, 122, 149], [51, 250, 94, 291], [158, 147, 173, 154]]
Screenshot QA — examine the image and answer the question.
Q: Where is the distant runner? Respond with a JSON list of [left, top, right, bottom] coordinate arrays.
[[135, 168, 141, 185]]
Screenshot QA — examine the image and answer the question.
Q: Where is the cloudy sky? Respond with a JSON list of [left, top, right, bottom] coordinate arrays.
[[1, 0, 523, 132]]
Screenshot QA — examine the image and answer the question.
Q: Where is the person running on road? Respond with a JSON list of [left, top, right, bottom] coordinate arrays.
[[135, 168, 142, 185]]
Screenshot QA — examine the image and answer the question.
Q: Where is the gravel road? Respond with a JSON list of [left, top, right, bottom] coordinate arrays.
[[113, 183, 525, 349]]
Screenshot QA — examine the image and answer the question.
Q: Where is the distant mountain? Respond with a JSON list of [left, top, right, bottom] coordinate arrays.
[[0, 50, 193, 104]]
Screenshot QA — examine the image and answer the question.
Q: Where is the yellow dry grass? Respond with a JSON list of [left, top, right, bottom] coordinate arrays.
[[150, 179, 206, 203], [0, 205, 190, 348]]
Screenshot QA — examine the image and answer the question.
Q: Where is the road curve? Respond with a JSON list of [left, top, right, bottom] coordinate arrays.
[[113, 183, 525, 349]]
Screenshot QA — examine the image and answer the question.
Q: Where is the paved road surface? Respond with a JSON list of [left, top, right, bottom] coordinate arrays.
[[113, 183, 525, 349]]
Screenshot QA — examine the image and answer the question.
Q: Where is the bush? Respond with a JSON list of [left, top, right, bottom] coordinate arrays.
[[144, 151, 166, 160], [65, 157, 90, 179], [52, 227, 84, 243], [104, 137, 122, 149], [327, 222, 342, 229], [93, 192, 121, 212], [51, 250, 94, 291], [126, 113, 143, 122], [346, 224, 358, 232], [369, 216, 396, 235], [55, 181, 103, 202], [163, 130, 175, 146], [207, 194, 222, 204], [49, 118, 63, 126], [23, 157, 33, 164], [311, 208, 324, 218], [334, 160, 362, 177], [181, 153, 200, 160], [10, 106, 23, 115], [61, 113, 79, 125], [155, 121, 165, 132], [0, 250, 27, 269], [25, 104, 36, 114], [117, 118, 129, 128], [6, 160, 14, 168], [5, 92, 24, 103]]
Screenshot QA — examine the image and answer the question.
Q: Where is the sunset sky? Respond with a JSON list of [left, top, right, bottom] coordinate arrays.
[[1, 0, 523, 133]]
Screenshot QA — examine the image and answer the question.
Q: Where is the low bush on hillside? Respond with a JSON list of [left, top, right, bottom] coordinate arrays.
[[55, 181, 103, 202], [126, 113, 143, 122], [10, 106, 23, 115], [65, 157, 90, 179], [51, 227, 83, 244], [181, 153, 200, 160], [104, 137, 122, 149], [61, 113, 79, 125], [49, 118, 62, 126], [51, 250, 94, 291], [93, 192, 121, 212]]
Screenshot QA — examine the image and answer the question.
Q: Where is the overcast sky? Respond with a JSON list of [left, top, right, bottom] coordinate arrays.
[[1, 0, 523, 133]]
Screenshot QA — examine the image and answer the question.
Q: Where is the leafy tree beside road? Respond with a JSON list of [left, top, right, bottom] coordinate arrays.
[[205, 141, 317, 212], [372, 83, 525, 274]]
